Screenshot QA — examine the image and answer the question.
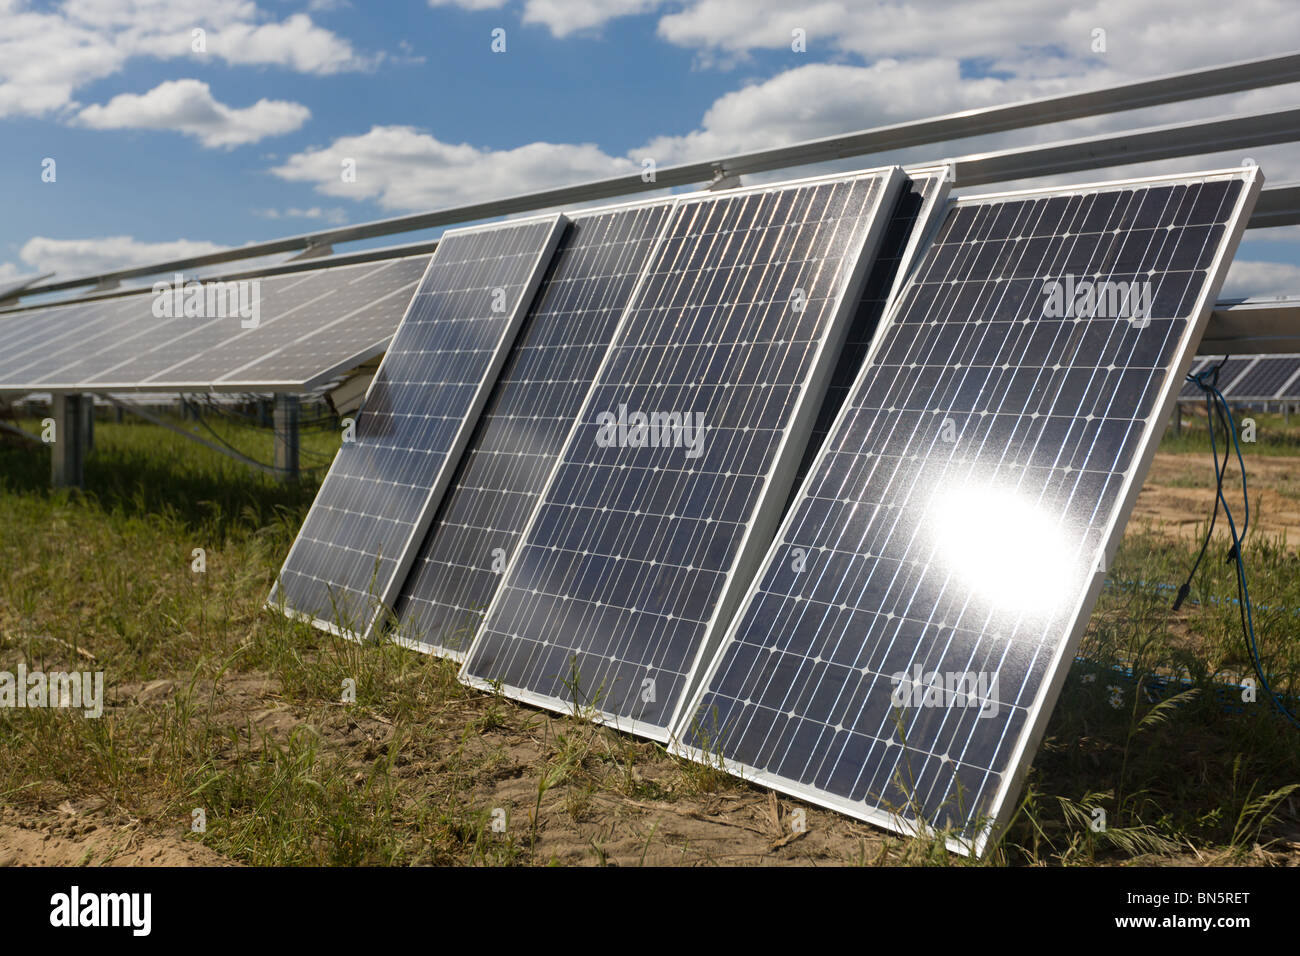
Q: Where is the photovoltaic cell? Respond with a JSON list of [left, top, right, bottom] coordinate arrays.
[[674, 168, 1260, 854], [393, 200, 676, 658], [1223, 355, 1300, 398], [460, 168, 906, 741], [270, 215, 565, 638]]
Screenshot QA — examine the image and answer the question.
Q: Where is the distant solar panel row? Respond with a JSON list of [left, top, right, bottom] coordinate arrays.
[[1180, 354, 1300, 399], [0, 255, 430, 392]]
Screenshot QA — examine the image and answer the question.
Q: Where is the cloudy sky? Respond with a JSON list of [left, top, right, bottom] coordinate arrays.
[[2, 0, 1299, 295]]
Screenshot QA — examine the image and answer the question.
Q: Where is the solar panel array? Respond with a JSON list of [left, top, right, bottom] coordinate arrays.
[[1177, 355, 1255, 399], [673, 169, 1260, 854], [270, 215, 565, 638], [460, 168, 907, 741], [393, 200, 677, 658], [0, 255, 430, 393], [1180, 354, 1300, 400]]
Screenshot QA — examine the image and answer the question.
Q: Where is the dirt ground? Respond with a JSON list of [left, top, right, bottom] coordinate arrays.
[[3, 452, 1297, 868], [0, 809, 235, 867], [1133, 453, 1300, 541]]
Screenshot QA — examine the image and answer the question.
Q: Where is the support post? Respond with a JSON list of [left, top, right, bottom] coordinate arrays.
[[82, 394, 94, 452], [1173, 402, 1182, 437], [273, 393, 300, 482], [50, 393, 89, 488]]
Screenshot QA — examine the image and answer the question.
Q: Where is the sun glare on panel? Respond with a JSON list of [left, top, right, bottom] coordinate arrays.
[[927, 486, 1079, 615]]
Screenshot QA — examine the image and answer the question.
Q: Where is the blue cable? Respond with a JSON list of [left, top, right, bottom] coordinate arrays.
[[1184, 366, 1300, 729]]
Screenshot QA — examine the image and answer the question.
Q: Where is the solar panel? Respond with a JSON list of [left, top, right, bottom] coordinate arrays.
[[0, 255, 431, 393], [392, 199, 677, 658], [270, 215, 566, 639], [460, 167, 908, 741], [1177, 355, 1253, 399], [1279, 360, 1300, 399], [0, 306, 64, 360], [1223, 355, 1300, 398], [0, 299, 137, 383], [672, 167, 1261, 855], [17, 273, 323, 388], [148, 257, 428, 389], [74, 269, 366, 388], [217, 257, 430, 389]]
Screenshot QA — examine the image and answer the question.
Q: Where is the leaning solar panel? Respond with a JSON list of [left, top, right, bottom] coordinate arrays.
[[270, 215, 565, 639], [461, 167, 907, 741], [393, 199, 676, 658], [1224, 355, 1300, 399], [673, 168, 1261, 855]]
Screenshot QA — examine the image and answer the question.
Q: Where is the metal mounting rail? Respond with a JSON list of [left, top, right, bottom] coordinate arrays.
[[11, 49, 1300, 303]]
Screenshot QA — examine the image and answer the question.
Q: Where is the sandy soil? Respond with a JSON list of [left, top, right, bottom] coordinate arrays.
[[0, 807, 236, 867], [1132, 453, 1300, 541]]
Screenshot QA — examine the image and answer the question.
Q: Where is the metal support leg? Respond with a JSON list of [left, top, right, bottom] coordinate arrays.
[[273, 393, 300, 483], [82, 394, 94, 452], [1173, 402, 1182, 437], [50, 394, 89, 488]]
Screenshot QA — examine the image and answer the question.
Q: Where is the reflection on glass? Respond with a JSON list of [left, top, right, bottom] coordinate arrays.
[[928, 485, 1077, 615]]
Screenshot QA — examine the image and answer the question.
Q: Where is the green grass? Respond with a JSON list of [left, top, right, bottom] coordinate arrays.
[[1, 411, 1298, 866], [1160, 406, 1300, 456]]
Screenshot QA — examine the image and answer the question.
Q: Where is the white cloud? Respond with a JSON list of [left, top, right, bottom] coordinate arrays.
[[16, 235, 231, 277], [0, 261, 33, 283], [255, 206, 349, 225], [272, 125, 638, 210], [0, 1, 372, 119], [637, 59, 1040, 167], [427, 0, 508, 11], [77, 79, 309, 148], [444, 0, 1300, 80], [1222, 260, 1300, 298], [208, 13, 374, 74], [521, 0, 661, 37], [424, 0, 1300, 77]]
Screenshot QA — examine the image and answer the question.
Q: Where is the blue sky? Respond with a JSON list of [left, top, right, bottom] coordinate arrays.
[[2, 0, 1299, 295]]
